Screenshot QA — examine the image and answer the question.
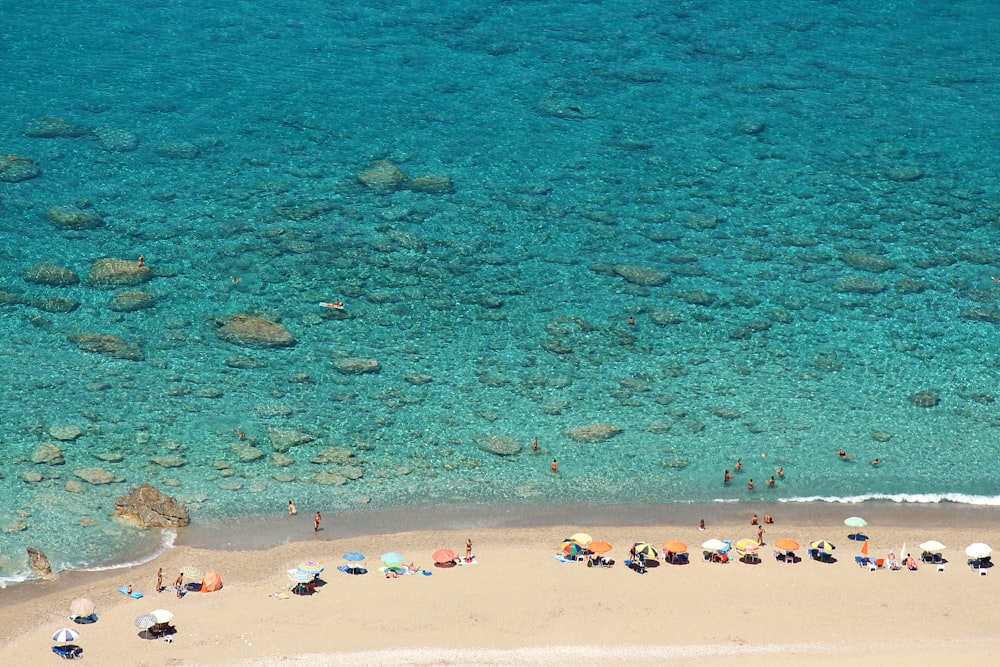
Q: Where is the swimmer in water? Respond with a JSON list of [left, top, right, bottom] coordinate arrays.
[[319, 300, 345, 310]]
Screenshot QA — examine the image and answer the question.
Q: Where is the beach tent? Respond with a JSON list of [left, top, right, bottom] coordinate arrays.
[[201, 570, 223, 592]]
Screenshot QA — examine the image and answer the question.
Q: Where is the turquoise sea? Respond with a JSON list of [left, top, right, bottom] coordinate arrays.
[[2, 0, 999, 585]]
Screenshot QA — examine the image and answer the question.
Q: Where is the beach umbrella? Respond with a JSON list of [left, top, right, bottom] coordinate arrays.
[[70, 598, 96, 617], [662, 540, 688, 554], [432, 549, 456, 564], [180, 565, 203, 581], [562, 539, 584, 556], [701, 538, 727, 552], [150, 609, 174, 623], [632, 542, 659, 561], [919, 540, 946, 553], [343, 552, 365, 562], [296, 560, 324, 575], [588, 540, 613, 553], [966, 543, 992, 559], [287, 568, 314, 582], [52, 628, 80, 643], [735, 538, 760, 553], [569, 533, 593, 546], [134, 614, 156, 630], [810, 540, 836, 552], [861, 540, 869, 556], [844, 517, 868, 540], [381, 552, 404, 566], [774, 538, 799, 552]]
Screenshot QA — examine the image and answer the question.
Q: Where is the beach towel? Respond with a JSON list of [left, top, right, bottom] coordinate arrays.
[[552, 554, 576, 563], [70, 614, 98, 625], [118, 586, 143, 598], [455, 557, 478, 565]]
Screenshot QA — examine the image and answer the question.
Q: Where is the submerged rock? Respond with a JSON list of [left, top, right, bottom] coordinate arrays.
[[74, 467, 121, 485], [0, 154, 41, 182], [216, 314, 296, 349], [24, 115, 88, 138], [46, 205, 105, 230], [86, 258, 151, 287], [612, 264, 670, 286], [474, 435, 521, 456], [67, 332, 145, 361], [333, 357, 380, 374], [113, 483, 190, 527], [357, 160, 408, 193], [908, 390, 940, 407], [31, 443, 64, 465], [108, 290, 155, 312], [23, 262, 79, 286], [268, 427, 314, 452], [563, 423, 623, 443]]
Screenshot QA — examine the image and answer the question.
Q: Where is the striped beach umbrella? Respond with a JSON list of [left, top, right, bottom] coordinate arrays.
[[561, 539, 583, 556], [134, 614, 156, 630], [52, 628, 80, 643], [810, 540, 836, 552], [633, 542, 659, 561], [287, 568, 314, 582], [296, 560, 324, 575]]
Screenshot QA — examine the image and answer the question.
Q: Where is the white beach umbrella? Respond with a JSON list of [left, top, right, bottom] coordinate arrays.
[[919, 540, 946, 553], [701, 538, 727, 551], [150, 609, 174, 624], [966, 543, 992, 559]]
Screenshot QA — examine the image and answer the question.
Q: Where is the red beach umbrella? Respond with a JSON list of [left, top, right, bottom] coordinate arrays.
[[432, 549, 456, 564]]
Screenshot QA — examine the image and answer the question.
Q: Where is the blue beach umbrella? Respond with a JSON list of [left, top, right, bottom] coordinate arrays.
[[343, 552, 365, 562]]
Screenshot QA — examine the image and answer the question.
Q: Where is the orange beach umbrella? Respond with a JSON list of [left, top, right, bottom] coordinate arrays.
[[588, 540, 613, 554], [861, 540, 869, 556], [661, 540, 688, 554], [773, 538, 800, 552]]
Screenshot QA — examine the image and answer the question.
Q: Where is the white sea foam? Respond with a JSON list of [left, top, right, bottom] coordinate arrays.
[[776, 493, 1000, 506], [78, 528, 177, 573]]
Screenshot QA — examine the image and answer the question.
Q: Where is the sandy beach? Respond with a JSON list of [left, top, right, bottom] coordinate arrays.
[[2, 503, 999, 666]]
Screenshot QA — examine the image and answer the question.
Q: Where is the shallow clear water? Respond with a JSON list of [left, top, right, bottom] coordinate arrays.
[[2, 0, 999, 583]]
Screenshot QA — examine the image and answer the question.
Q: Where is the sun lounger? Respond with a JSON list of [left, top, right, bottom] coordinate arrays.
[[52, 645, 83, 660], [624, 559, 647, 574]]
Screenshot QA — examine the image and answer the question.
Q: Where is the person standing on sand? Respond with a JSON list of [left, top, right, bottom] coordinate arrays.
[[466, 538, 473, 560], [314, 511, 322, 532], [156, 568, 163, 593], [757, 525, 765, 545], [174, 573, 183, 597]]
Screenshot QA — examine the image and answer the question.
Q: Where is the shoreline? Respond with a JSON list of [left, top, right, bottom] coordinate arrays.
[[1, 501, 998, 666], [5, 498, 1000, 600]]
